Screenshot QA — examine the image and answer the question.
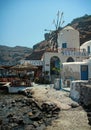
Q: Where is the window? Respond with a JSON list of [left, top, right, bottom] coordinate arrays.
[[62, 43, 67, 48], [87, 46, 90, 54], [81, 65, 88, 71]]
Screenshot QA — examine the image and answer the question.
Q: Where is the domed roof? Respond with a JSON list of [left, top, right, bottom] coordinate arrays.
[[62, 26, 75, 31], [81, 40, 91, 47]]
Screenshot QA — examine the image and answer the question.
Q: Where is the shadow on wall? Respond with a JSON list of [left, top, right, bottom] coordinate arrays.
[[61, 66, 80, 87]]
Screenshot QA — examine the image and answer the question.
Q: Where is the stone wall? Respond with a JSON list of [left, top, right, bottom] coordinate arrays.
[[80, 84, 91, 107], [70, 81, 91, 106], [80, 84, 91, 126], [70, 81, 91, 125], [70, 80, 88, 102]]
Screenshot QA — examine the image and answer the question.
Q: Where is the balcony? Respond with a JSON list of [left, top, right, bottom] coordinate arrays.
[[58, 48, 89, 57]]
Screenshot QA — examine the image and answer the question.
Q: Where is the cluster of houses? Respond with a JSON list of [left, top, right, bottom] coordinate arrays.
[[21, 26, 91, 86], [0, 25, 90, 102]]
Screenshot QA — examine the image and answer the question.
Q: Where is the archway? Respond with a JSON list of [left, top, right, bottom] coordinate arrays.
[[50, 56, 60, 75], [67, 57, 74, 62]]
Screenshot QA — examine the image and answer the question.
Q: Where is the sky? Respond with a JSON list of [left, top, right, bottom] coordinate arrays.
[[0, 0, 91, 48]]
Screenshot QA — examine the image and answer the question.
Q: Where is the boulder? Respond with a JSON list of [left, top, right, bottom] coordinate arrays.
[[29, 111, 42, 121], [41, 102, 60, 114], [24, 125, 35, 130], [28, 112, 33, 116], [71, 103, 79, 108]]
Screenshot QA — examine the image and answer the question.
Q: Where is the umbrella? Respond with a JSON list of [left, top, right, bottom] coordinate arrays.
[[11, 63, 38, 71]]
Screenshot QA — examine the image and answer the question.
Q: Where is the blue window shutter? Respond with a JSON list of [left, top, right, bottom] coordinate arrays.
[[62, 43, 67, 48]]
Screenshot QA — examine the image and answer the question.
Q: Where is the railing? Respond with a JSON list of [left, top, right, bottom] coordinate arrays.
[[45, 48, 90, 57], [58, 48, 89, 57]]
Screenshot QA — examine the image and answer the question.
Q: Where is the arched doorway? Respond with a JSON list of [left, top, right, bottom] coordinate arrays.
[[67, 57, 74, 62], [50, 56, 60, 75]]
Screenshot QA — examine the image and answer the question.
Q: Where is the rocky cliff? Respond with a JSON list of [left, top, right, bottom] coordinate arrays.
[[69, 14, 91, 45]]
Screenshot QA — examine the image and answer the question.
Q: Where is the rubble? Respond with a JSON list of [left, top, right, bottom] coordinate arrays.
[[0, 90, 60, 130], [0, 86, 90, 130]]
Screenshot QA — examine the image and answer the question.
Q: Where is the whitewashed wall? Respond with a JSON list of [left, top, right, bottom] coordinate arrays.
[[58, 26, 80, 49], [62, 62, 87, 80]]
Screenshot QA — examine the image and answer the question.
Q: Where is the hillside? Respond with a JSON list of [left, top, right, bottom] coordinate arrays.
[[0, 45, 32, 65], [33, 14, 91, 50], [33, 40, 51, 50], [69, 14, 91, 45]]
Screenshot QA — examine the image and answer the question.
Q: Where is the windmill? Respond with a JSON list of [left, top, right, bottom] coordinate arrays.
[[45, 11, 64, 51]]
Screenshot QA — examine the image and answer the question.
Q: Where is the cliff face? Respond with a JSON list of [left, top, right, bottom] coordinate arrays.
[[69, 14, 91, 45]]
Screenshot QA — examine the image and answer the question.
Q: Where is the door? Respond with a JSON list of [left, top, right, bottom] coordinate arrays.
[[81, 65, 88, 80], [87, 46, 90, 54]]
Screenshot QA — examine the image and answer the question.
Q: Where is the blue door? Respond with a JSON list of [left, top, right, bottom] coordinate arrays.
[[81, 65, 88, 80]]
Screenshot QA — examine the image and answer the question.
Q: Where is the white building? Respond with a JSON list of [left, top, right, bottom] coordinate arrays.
[[62, 57, 91, 87], [57, 26, 88, 62], [21, 26, 90, 82]]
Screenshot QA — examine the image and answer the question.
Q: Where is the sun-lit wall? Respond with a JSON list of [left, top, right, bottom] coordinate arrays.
[[62, 62, 88, 80], [58, 26, 80, 50]]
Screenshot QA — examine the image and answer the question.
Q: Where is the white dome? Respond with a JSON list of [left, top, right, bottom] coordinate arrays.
[[62, 26, 75, 31], [81, 40, 91, 47]]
